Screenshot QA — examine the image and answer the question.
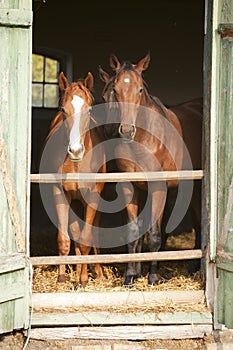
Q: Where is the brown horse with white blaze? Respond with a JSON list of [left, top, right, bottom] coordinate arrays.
[[99, 53, 190, 285], [41, 71, 106, 286]]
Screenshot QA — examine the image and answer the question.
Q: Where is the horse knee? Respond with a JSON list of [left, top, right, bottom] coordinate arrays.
[[58, 238, 70, 256], [148, 226, 161, 251], [128, 221, 140, 243]]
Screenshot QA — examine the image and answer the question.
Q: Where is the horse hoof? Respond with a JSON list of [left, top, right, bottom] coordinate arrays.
[[148, 273, 159, 285], [58, 274, 66, 283], [81, 280, 88, 288], [123, 275, 136, 286]]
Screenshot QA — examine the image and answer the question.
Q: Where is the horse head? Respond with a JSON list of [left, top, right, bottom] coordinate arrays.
[[99, 53, 151, 143], [59, 71, 94, 161]]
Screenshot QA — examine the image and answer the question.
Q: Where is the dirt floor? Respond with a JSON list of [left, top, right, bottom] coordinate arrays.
[[0, 330, 219, 350]]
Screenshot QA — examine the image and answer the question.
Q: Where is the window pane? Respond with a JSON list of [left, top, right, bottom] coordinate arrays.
[[45, 57, 60, 83], [32, 54, 44, 82], [44, 84, 59, 107], [32, 84, 43, 107]]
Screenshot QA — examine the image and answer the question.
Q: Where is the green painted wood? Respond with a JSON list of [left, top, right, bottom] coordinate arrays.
[[0, 261, 27, 303], [31, 311, 213, 327], [208, 0, 233, 329], [0, 9, 32, 27], [0, 254, 26, 273], [0, 0, 32, 334]]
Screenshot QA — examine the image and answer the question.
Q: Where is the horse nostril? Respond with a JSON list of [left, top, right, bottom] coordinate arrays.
[[119, 124, 123, 136], [119, 124, 136, 137], [130, 125, 136, 136]]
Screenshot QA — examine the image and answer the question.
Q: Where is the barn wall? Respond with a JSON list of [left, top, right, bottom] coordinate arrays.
[[33, 0, 204, 106]]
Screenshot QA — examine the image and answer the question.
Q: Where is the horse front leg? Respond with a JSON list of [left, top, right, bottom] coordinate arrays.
[[69, 219, 82, 283], [122, 184, 140, 286], [69, 201, 83, 283], [53, 186, 71, 283], [79, 204, 98, 287], [148, 186, 167, 285], [93, 211, 104, 279]]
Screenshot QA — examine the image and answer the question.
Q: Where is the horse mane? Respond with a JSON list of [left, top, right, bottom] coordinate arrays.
[[46, 111, 64, 141], [121, 61, 134, 71], [150, 95, 168, 116]]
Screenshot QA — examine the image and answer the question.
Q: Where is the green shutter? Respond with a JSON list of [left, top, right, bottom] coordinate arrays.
[[0, 0, 32, 334], [209, 0, 233, 329]]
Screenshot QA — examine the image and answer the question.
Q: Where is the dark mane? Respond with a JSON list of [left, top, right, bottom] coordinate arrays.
[[118, 61, 141, 77], [150, 94, 168, 116], [121, 61, 134, 71]]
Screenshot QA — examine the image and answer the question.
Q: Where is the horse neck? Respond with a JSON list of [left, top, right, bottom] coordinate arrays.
[[46, 111, 64, 141], [150, 95, 169, 117], [140, 90, 167, 118]]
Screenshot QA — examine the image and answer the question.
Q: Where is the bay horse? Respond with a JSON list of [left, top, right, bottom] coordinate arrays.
[[161, 97, 202, 274], [99, 53, 192, 285], [41, 71, 106, 286]]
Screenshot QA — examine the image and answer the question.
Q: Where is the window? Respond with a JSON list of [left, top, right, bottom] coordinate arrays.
[[32, 47, 72, 108], [32, 54, 60, 108]]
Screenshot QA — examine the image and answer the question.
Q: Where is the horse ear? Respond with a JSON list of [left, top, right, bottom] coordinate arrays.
[[109, 54, 121, 71], [58, 72, 69, 91], [84, 72, 94, 91], [136, 52, 151, 73], [99, 65, 110, 83]]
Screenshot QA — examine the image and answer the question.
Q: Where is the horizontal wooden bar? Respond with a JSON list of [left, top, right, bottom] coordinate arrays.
[[32, 290, 205, 308], [29, 324, 213, 340], [31, 311, 212, 326], [30, 249, 203, 266], [0, 9, 32, 27], [217, 250, 233, 262], [0, 282, 25, 303], [0, 254, 26, 274], [30, 170, 204, 183]]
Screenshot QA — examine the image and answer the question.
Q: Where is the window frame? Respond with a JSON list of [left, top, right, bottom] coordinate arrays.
[[32, 46, 73, 108]]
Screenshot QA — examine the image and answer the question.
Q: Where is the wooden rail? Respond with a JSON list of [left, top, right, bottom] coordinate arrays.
[[30, 170, 204, 183], [30, 249, 203, 266], [30, 170, 204, 267]]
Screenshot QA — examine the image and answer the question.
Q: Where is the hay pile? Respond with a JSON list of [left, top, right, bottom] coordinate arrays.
[[33, 230, 203, 293], [33, 260, 204, 293]]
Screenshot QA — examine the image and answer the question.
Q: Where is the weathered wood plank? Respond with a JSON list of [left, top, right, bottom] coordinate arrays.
[[32, 290, 205, 308], [0, 9, 32, 27], [30, 249, 203, 266], [0, 136, 25, 252], [0, 254, 26, 274], [29, 325, 213, 340], [30, 170, 204, 183], [0, 282, 25, 303], [31, 311, 212, 326]]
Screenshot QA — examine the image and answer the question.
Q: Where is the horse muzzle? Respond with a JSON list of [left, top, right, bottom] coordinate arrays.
[[67, 144, 85, 162], [118, 123, 136, 143]]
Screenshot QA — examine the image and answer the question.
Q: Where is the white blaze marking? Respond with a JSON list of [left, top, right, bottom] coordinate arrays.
[[124, 78, 130, 83], [69, 95, 84, 151]]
